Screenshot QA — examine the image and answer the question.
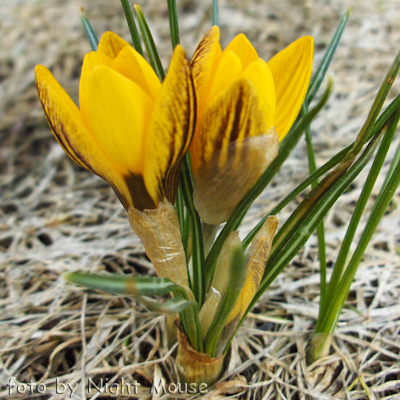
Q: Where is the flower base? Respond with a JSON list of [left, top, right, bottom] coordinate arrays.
[[175, 323, 227, 387]]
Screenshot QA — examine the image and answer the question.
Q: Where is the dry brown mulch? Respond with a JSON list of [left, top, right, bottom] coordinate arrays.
[[1, 0, 400, 398]]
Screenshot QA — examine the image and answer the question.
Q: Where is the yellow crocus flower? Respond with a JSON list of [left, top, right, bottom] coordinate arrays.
[[190, 26, 313, 225], [35, 32, 195, 211]]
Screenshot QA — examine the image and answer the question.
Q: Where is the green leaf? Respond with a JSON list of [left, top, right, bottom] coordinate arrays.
[[64, 271, 178, 296], [250, 118, 391, 314], [181, 157, 206, 306], [303, 102, 327, 302], [79, 7, 99, 51], [316, 107, 400, 335], [203, 245, 246, 357], [175, 185, 186, 240], [242, 92, 400, 249], [120, 0, 144, 55], [321, 107, 400, 316], [134, 4, 165, 81], [212, 0, 219, 26], [141, 297, 194, 314], [306, 8, 350, 104], [171, 285, 203, 352], [167, 0, 180, 49], [349, 44, 400, 156]]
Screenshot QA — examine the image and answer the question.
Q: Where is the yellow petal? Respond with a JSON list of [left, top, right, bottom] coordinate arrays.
[[191, 26, 222, 115], [224, 33, 259, 70], [242, 59, 276, 124], [111, 46, 161, 100], [143, 45, 195, 204], [206, 50, 242, 103], [79, 51, 113, 107], [35, 65, 134, 209], [97, 31, 131, 59], [268, 36, 314, 140], [80, 64, 153, 177], [191, 77, 277, 224], [191, 77, 273, 172]]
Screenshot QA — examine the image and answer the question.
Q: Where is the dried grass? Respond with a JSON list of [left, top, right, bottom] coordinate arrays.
[[1, 0, 400, 398]]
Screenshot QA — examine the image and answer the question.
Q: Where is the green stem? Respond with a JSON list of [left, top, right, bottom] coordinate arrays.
[[174, 287, 203, 352], [176, 185, 186, 241]]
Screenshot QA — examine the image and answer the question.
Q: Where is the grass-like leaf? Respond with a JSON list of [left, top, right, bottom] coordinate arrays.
[[316, 107, 400, 334], [134, 4, 165, 81], [181, 157, 206, 306], [212, 0, 219, 26], [242, 92, 400, 249], [203, 245, 246, 357], [349, 45, 400, 156], [167, 0, 180, 49], [79, 7, 99, 51], [141, 296, 194, 314], [305, 8, 350, 105], [249, 121, 390, 316], [120, 0, 143, 55], [303, 102, 327, 303], [65, 271, 178, 296]]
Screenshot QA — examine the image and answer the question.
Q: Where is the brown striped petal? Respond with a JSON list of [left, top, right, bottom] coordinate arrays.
[[143, 45, 196, 205], [35, 65, 137, 210], [191, 77, 277, 225]]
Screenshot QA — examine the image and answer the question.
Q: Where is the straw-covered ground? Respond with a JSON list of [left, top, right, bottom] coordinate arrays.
[[1, 0, 400, 398]]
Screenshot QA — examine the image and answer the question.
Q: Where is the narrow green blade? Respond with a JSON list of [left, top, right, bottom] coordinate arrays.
[[303, 102, 327, 302], [306, 8, 350, 104], [248, 126, 386, 316], [242, 92, 400, 249], [79, 7, 99, 51], [64, 271, 178, 296], [167, 0, 180, 49], [349, 45, 400, 156], [141, 296, 194, 314], [181, 157, 206, 306], [322, 106, 400, 314], [134, 4, 165, 81], [316, 108, 400, 334], [203, 245, 246, 357], [212, 0, 219, 26], [120, 0, 143, 55]]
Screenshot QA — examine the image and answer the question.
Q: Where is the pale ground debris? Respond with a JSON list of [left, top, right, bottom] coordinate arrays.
[[1, 0, 400, 399]]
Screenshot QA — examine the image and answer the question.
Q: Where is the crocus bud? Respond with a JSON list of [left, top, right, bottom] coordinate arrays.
[[36, 32, 195, 211], [190, 26, 313, 224]]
